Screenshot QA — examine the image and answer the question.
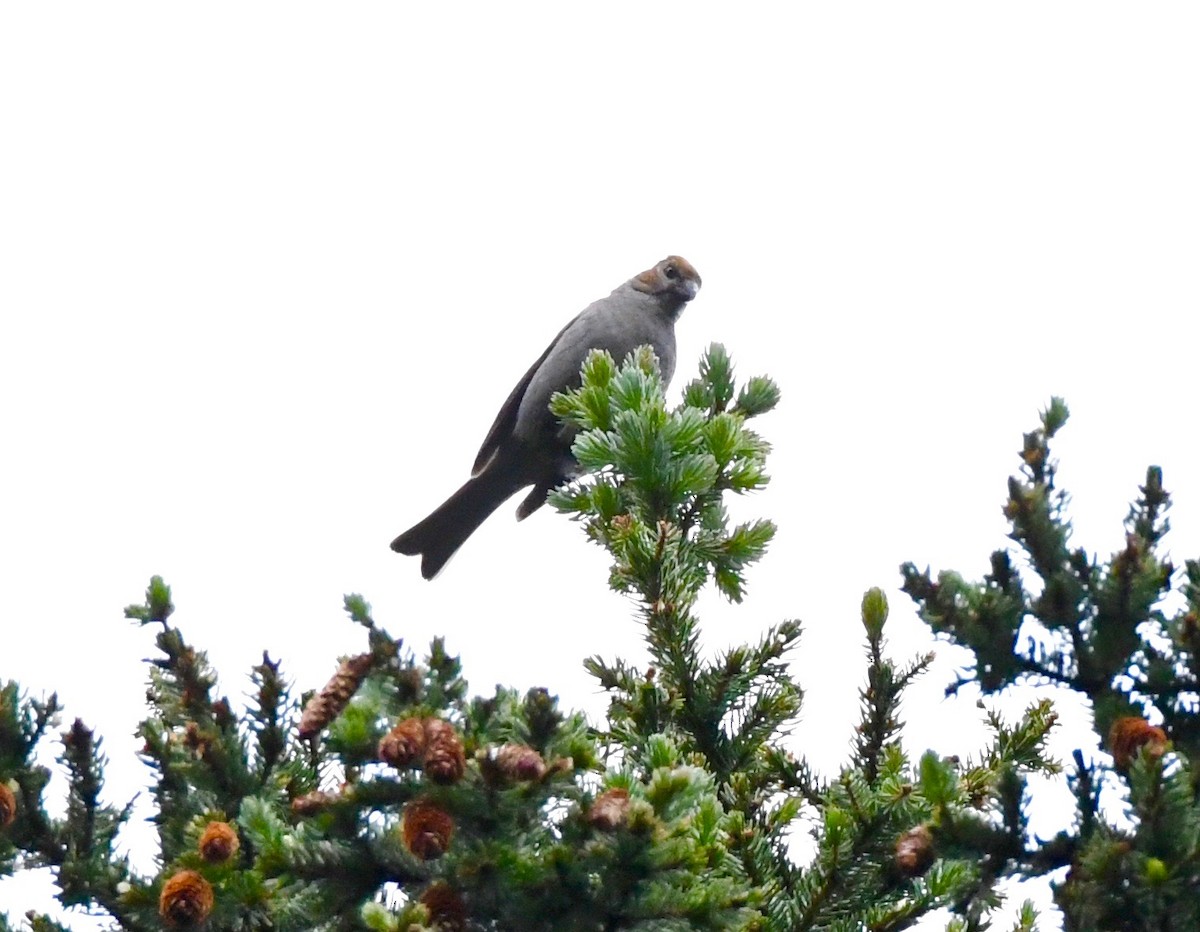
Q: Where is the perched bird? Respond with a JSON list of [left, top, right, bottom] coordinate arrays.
[[391, 255, 702, 579]]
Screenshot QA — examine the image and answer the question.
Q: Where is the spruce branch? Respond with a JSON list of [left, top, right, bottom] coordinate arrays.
[[57, 719, 130, 907], [904, 398, 1200, 929], [855, 589, 934, 783], [247, 651, 292, 781], [901, 398, 1189, 731]]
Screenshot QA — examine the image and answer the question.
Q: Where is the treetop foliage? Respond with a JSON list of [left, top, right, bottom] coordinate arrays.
[[2, 351, 1195, 930]]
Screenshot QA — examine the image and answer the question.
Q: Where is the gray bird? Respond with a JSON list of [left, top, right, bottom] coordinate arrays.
[[391, 255, 702, 579]]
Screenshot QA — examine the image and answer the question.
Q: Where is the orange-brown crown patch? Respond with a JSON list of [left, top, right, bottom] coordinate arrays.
[[633, 255, 701, 293], [665, 255, 700, 283], [633, 269, 660, 291]]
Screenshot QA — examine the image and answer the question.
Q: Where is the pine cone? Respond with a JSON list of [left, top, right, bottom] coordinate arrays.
[[198, 820, 239, 863], [212, 698, 234, 728], [159, 869, 214, 927], [291, 789, 340, 816], [894, 824, 935, 877], [1179, 611, 1200, 655], [420, 880, 468, 930], [587, 788, 631, 831], [1109, 716, 1168, 769], [395, 665, 424, 703], [423, 719, 466, 785], [495, 743, 547, 782], [182, 722, 212, 757], [379, 717, 428, 769], [298, 653, 374, 739], [402, 798, 455, 860], [0, 782, 16, 827]]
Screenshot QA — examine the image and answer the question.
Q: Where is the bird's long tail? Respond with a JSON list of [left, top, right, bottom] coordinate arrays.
[[390, 465, 527, 579]]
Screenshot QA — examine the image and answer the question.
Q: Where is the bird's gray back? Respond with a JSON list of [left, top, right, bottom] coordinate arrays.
[[513, 284, 677, 443]]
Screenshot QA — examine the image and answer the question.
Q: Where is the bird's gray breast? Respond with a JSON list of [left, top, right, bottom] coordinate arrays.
[[512, 290, 676, 444]]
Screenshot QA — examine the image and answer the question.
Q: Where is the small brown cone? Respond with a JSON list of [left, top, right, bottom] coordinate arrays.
[[587, 788, 631, 831], [895, 824, 935, 878], [182, 722, 212, 757], [291, 789, 340, 816], [378, 717, 428, 769], [0, 782, 16, 828], [1179, 611, 1200, 656], [198, 820, 240, 863], [423, 719, 466, 785], [212, 698, 234, 728], [419, 880, 468, 930], [402, 798, 455, 860], [1109, 716, 1169, 769], [496, 743, 547, 782], [159, 869, 215, 927], [298, 653, 374, 739]]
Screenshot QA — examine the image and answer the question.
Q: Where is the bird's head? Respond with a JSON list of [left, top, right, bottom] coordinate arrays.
[[632, 255, 702, 305]]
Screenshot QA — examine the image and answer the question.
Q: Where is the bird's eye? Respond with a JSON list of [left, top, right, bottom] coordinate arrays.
[[663, 266, 678, 280]]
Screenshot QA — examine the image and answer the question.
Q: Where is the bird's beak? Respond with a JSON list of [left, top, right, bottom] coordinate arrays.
[[680, 279, 700, 301]]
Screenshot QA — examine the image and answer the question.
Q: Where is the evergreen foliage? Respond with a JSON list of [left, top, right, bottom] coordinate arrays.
[[3, 350, 1187, 930], [902, 398, 1200, 930]]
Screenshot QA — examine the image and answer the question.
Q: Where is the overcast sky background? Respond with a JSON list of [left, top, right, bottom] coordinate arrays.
[[3, 5, 1199, 928]]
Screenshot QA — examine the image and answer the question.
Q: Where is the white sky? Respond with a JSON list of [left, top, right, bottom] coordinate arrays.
[[2, 4, 1198, 928]]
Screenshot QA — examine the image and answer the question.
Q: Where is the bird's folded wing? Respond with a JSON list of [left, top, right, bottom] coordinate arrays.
[[471, 311, 582, 476]]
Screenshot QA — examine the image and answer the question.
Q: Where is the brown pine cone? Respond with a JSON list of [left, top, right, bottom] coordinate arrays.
[[291, 789, 340, 816], [1109, 716, 1168, 769], [378, 717, 428, 769], [587, 788, 631, 831], [496, 743, 547, 782], [402, 798, 455, 860], [894, 824, 935, 877], [423, 718, 466, 785], [159, 869, 215, 927], [198, 820, 239, 863], [298, 653, 374, 739], [420, 880, 468, 930], [0, 782, 16, 828]]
